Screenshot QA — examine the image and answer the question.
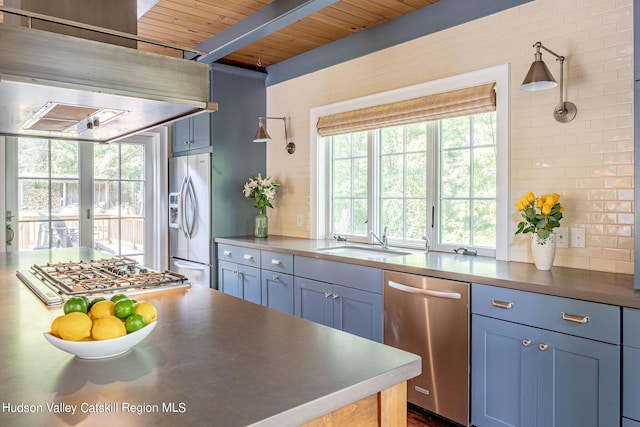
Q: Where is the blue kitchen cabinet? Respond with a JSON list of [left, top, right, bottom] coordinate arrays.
[[471, 284, 620, 427], [261, 251, 294, 315], [217, 245, 262, 304], [623, 308, 640, 425], [293, 256, 383, 342], [294, 277, 334, 327], [217, 259, 261, 304], [172, 113, 212, 156]]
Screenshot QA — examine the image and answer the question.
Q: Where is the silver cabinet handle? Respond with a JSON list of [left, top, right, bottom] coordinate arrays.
[[491, 299, 514, 309], [173, 260, 205, 271], [522, 339, 532, 347], [243, 254, 254, 260], [223, 250, 232, 256], [538, 343, 549, 351], [271, 274, 279, 281], [324, 292, 331, 298], [388, 280, 461, 300], [332, 293, 339, 299], [561, 312, 590, 324], [271, 259, 282, 265]]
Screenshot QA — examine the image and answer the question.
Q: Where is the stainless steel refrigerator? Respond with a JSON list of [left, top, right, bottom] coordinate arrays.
[[169, 153, 212, 287]]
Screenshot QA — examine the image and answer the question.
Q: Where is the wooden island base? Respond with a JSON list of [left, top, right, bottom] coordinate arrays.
[[302, 382, 407, 426]]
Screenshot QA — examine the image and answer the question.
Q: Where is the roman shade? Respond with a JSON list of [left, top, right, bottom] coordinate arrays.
[[316, 82, 496, 137]]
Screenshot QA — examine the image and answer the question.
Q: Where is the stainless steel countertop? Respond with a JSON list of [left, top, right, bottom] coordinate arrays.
[[0, 248, 420, 426], [215, 236, 640, 309]]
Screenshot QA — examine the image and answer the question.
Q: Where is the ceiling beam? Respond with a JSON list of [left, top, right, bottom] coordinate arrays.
[[196, 0, 339, 64]]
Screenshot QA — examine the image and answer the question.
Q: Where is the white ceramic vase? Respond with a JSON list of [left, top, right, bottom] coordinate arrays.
[[531, 233, 556, 270]]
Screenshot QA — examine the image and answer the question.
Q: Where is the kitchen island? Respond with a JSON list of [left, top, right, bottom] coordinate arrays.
[[0, 248, 420, 426]]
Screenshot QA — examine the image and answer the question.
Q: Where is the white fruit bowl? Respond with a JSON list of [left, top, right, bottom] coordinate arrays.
[[43, 321, 157, 359]]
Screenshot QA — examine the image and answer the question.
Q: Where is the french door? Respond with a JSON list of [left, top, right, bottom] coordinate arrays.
[[4, 135, 156, 265]]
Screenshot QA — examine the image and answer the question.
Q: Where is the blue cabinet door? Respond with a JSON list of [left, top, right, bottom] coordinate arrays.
[[294, 277, 333, 327], [172, 118, 191, 155], [218, 260, 242, 298], [333, 284, 382, 342], [471, 314, 537, 427], [472, 314, 621, 427], [238, 264, 261, 305], [261, 271, 294, 315], [190, 113, 212, 151], [537, 328, 620, 427]]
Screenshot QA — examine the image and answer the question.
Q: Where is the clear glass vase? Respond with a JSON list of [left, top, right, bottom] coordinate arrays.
[[254, 210, 268, 238]]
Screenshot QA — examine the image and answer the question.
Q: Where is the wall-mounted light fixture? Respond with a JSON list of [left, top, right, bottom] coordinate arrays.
[[520, 41, 577, 123], [253, 116, 296, 154]]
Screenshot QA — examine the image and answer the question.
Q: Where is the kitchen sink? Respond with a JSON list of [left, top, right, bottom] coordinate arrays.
[[316, 245, 413, 260]]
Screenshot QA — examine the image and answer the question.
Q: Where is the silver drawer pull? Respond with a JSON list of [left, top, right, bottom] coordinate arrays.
[[522, 339, 532, 347], [243, 254, 254, 260], [561, 312, 590, 324], [271, 259, 282, 265], [538, 343, 549, 351], [271, 274, 279, 281], [491, 299, 514, 309], [223, 250, 232, 256]]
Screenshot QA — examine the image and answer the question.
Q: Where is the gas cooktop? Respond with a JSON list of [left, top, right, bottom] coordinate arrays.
[[17, 257, 190, 306]]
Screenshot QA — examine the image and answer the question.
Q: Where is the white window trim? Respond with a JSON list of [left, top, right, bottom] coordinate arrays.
[[310, 64, 510, 260]]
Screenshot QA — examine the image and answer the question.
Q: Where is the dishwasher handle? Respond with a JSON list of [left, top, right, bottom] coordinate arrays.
[[387, 280, 461, 300]]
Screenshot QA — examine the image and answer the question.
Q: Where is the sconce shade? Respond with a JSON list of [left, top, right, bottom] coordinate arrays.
[[253, 119, 271, 143], [521, 59, 557, 91]]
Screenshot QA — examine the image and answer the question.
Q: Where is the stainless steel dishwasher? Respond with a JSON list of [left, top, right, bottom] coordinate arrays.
[[384, 270, 470, 426]]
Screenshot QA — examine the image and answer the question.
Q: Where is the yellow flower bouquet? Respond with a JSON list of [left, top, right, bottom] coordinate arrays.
[[515, 192, 564, 240]]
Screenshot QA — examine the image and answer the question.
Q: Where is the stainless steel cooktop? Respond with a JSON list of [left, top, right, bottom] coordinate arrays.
[[17, 257, 190, 306]]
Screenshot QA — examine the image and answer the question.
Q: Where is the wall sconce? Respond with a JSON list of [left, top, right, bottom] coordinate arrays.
[[253, 116, 296, 154], [520, 41, 577, 123]]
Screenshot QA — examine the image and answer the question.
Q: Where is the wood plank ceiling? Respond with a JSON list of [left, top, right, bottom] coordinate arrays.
[[137, 0, 440, 69]]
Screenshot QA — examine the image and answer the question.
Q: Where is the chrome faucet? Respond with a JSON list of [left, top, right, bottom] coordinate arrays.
[[371, 226, 389, 248], [422, 235, 431, 254]]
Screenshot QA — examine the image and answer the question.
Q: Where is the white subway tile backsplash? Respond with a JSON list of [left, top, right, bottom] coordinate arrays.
[[266, 0, 634, 274]]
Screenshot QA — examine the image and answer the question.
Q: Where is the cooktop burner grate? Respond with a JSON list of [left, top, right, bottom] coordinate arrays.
[[17, 257, 190, 305]]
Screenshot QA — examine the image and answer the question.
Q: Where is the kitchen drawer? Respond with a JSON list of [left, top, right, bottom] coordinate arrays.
[[624, 307, 640, 348], [472, 284, 620, 344], [294, 256, 382, 294], [217, 244, 260, 268], [261, 251, 293, 275], [624, 418, 640, 427], [624, 346, 640, 422]]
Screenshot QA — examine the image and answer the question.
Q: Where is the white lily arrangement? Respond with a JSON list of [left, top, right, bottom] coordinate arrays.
[[243, 173, 279, 214]]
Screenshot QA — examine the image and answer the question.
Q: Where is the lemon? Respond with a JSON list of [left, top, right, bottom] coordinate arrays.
[[58, 312, 93, 341], [134, 302, 157, 324], [90, 300, 116, 319], [50, 315, 64, 338], [92, 316, 127, 340]]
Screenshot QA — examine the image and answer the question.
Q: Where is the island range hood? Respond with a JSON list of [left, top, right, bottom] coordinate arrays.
[[0, 20, 217, 143]]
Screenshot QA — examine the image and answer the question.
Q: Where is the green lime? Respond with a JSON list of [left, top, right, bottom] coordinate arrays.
[[88, 297, 106, 309], [124, 313, 146, 333], [63, 297, 88, 314], [110, 294, 128, 303], [79, 296, 90, 308], [114, 298, 136, 319]]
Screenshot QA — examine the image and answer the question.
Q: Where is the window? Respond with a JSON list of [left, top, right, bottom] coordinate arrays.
[[326, 112, 496, 254], [5, 131, 167, 267], [313, 65, 509, 259]]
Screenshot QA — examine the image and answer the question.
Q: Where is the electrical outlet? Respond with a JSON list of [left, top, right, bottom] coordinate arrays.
[[555, 227, 568, 248], [571, 227, 586, 248]]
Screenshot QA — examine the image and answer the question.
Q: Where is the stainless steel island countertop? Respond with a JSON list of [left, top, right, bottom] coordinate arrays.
[[215, 235, 640, 309], [0, 248, 420, 427]]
